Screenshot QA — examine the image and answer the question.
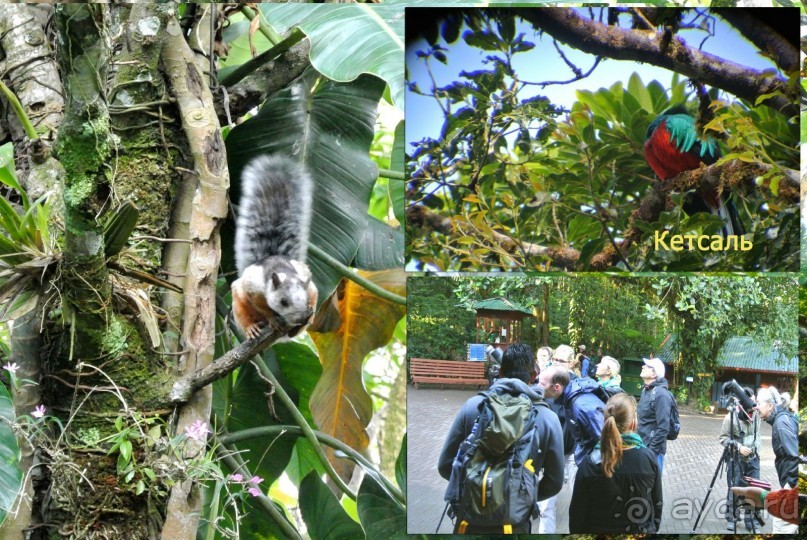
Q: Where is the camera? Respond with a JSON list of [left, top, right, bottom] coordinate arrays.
[[721, 379, 756, 420]]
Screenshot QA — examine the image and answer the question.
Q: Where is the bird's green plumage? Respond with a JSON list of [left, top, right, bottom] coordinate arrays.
[[648, 105, 719, 160]]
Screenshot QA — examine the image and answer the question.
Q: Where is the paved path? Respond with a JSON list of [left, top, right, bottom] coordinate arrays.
[[407, 386, 777, 535]]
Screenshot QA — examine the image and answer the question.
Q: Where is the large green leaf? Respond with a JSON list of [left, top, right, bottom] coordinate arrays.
[[357, 469, 406, 540], [260, 4, 404, 110], [213, 342, 321, 540], [0, 383, 22, 526], [225, 70, 387, 307], [217, 341, 322, 485], [299, 472, 365, 540], [395, 433, 406, 497], [390, 120, 404, 224], [354, 217, 404, 270]]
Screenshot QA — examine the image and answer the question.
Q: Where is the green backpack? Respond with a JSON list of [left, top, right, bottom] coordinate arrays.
[[444, 389, 545, 531]]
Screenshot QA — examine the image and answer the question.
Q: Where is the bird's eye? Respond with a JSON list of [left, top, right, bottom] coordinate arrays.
[[280, 299, 290, 308]]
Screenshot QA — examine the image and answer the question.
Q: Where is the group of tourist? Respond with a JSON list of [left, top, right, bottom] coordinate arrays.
[[435, 342, 799, 534]]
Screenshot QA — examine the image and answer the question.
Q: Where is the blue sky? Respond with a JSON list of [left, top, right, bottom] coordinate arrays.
[[405, 8, 783, 146]]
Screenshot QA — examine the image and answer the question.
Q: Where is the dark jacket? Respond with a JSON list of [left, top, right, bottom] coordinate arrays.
[[569, 445, 662, 533], [437, 378, 565, 502], [637, 378, 673, 455], [544, 396, 575, 456], [766, 406, 798, 488], [558, 377, 605, 465]]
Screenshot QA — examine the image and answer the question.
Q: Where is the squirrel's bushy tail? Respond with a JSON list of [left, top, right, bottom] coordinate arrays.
[[235, 155, 313, 273]]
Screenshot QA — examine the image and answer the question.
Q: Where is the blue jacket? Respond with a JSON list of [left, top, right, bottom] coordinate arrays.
[[437, 378, 565, 502], [580, 356, 591, 378], [559, 377, 605, 465]]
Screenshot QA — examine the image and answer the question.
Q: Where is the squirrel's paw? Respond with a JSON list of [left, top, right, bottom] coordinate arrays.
[[245, 322, 266, 340]]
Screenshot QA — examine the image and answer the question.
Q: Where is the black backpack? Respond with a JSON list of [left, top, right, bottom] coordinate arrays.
[[566, 382, 623, 415], [444, 389, 547, 530], [592, 384, 624, 403]]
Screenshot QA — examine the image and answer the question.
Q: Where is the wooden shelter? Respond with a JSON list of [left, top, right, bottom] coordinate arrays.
[[472, 297, 533, 350]]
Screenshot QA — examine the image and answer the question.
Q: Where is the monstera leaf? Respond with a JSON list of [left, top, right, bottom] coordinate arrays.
[[260, 4, 404, 110], [226, 70, 391, 309], [309, 269, 406, 481]]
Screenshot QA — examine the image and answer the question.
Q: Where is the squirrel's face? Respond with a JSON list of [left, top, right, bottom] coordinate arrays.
[[266, 272, 314, 325]]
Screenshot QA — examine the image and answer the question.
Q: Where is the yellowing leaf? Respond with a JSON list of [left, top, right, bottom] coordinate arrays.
[[309, 269, 406, 481], [768, 175, 780, 196]]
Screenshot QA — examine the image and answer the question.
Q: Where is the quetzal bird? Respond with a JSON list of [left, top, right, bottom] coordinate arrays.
[[644, 105, 744, 236]]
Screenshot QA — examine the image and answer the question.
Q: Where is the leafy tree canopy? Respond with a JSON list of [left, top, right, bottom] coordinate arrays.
[[406, 7, 799, 271]]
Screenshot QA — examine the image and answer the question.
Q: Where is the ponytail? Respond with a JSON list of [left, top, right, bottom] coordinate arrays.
[[599, 392, 638, 478], [601, 416, 622, 478]]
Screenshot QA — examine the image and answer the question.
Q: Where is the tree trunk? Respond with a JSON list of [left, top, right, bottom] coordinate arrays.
[[0, 4, 223, 538]]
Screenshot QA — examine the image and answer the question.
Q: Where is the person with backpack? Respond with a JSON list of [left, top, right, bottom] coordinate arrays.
[[485, 345, 503, 386], [637, 357, 676, 474], [437, 343, 565, 534], [569, 392, 662, 533], [755, 386, 798, 534], [538, 365, 608, 465]]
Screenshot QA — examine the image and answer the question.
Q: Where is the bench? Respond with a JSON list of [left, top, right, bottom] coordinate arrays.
[[409, 358, 488, 389]]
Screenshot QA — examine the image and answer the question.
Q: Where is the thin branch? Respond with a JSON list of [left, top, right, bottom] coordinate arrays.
[[167, 325, 289, 404], [218, 28, 306, 88], [308, 244, 406, 306], [378, 168, 405, 180]]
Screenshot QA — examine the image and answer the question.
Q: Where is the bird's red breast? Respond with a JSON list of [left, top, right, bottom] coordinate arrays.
[[644, 121, 703, 180]]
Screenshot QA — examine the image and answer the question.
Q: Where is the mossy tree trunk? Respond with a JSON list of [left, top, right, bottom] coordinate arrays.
[[1, 4, 226, 539]]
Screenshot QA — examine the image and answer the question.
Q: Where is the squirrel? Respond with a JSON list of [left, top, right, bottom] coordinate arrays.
[[231, 155, 318, 340]]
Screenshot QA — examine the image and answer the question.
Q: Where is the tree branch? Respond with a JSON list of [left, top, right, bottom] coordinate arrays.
[[406, 205, 579, 270], [167, 323, 292, 404], [516, 8, 797, 117], [410, 158, 796, 272], [160, 11, 229, 540], [712, 9, 798, 72]]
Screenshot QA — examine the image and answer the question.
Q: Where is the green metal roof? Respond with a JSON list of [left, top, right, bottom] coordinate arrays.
[[656, 334, 796, 374], [471, 297, 532, 315]]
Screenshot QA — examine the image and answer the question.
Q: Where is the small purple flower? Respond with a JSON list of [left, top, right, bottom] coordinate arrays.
[[249, 475, 263, 485], [3, 362, 19, 374], [31, 405, 46, 418], [247, 487, 262, 497], [184, 420, 211, 441], [229, 473, 244, 482]]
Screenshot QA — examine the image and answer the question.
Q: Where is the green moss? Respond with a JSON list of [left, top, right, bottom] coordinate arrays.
[[100, 316, 130, 356], [63, 174, 95, 207], [55, 116, 111, 177]]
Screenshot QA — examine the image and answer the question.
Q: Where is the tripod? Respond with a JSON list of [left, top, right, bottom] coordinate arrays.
[[691, 399, 757, 534]]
